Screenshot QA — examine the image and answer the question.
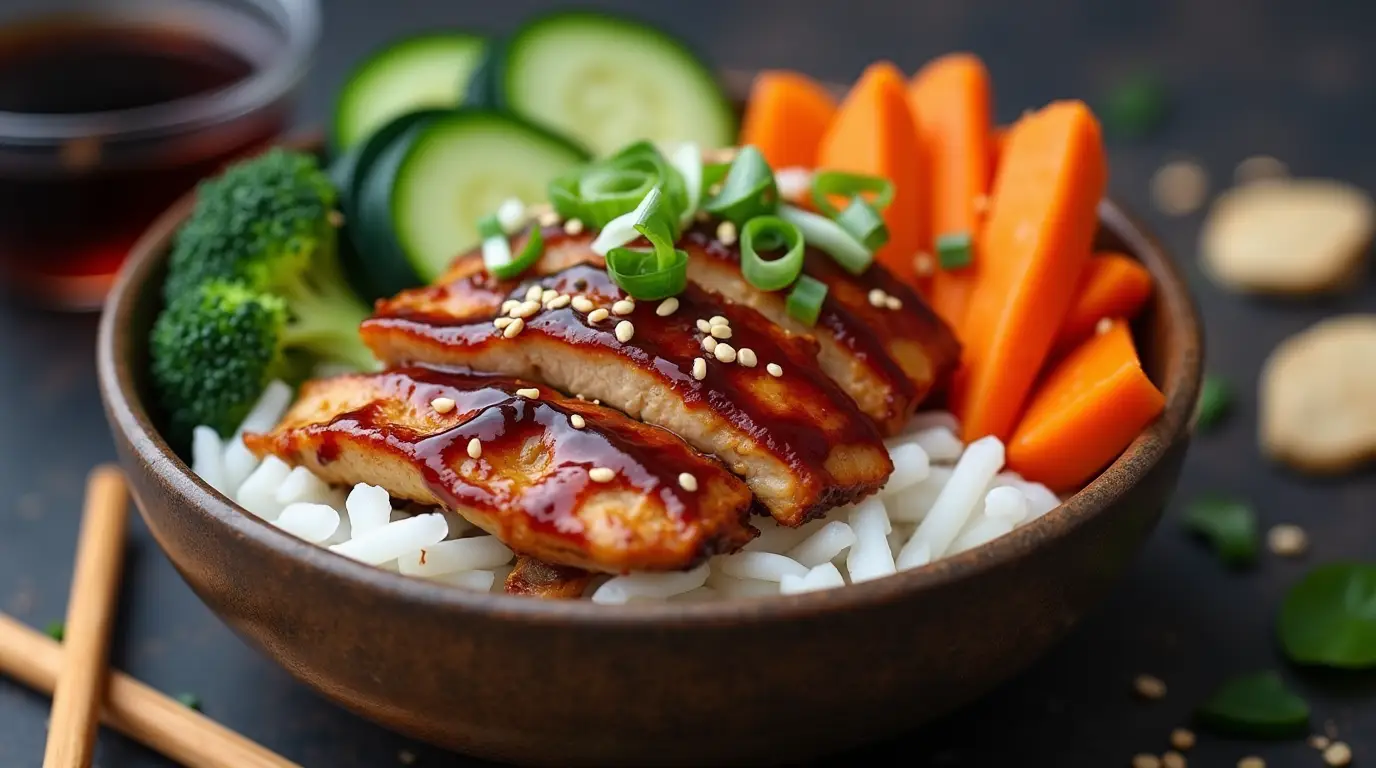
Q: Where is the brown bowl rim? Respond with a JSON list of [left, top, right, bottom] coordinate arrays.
[[97, 143, 1202, 628]]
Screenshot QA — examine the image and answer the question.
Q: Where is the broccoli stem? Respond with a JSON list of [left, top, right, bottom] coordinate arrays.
[[278, 264, 378, 372]]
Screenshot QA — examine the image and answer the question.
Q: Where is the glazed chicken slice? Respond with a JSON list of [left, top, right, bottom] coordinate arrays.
[[243, 367, 757, 574], [679, 225, 961, 434], [504, 557, 594, 599], [362, 243, 894, 527]]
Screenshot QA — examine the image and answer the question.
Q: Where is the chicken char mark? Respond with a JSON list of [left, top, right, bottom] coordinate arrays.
[[362, 238, 893, 527], [505, 556, 594, 599], [242, 367, 757, 574]]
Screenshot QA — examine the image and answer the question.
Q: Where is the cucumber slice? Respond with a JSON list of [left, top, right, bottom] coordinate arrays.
[[332, 33, 487, 151], [356, 111, 588, 285], [462, 39, 506, 109], [333, 108, 448, 300], [500, 12, 735, 156]]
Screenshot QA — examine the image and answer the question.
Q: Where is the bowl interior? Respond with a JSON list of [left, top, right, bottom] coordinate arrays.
[[98, 144, 1202, 625]]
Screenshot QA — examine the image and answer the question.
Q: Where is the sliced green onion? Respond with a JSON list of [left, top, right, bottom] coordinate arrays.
[[603, 186, 690, 300], [477, 214, 504, 240], [176, 692, 204, 711], [488, 227, 544, 280], [702, 161, 731, 193], [44, 621, 64, 642], [778, 205, 872, 275], [786, 275, 828, 326], [548, 141, 689, 229], [704, 145, 778, 226], [810, 171, 895, 217], [936, 231, 974, 270], [669, 142, 703, 226], [833, 197, 889, 250], [740, 216, 804, 291]]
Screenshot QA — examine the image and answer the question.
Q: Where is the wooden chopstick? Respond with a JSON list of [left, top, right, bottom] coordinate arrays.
[[0, 612, 300, 768], [44, 465, 130, 768]]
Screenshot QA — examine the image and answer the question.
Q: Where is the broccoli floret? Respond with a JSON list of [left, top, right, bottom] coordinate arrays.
[[162, 148, 372, 369], [151, 279, 379, 442]]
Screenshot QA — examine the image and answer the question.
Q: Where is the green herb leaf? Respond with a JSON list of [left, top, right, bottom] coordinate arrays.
[[936, 231, 974, 270], [1195, 375, 1231, 431], [1279, 562, 1376, 669], [44, 621, 64, 642], [1183, 497, 1258, 568], [176, 692, 203, 711], [1103, 74, 1170, 139], [1196, 671, 1309, 739]]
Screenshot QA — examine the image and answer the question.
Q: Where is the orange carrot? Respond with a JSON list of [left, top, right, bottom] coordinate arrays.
[[990, 125, 1008, 176], [909, 53, 994, 335], [740, 70, 838, 170], [1007, 319, 1165, 490], [817, 61, 926, 286], [952, 100, 1107, 442], [1053, 252, 1153, 354]]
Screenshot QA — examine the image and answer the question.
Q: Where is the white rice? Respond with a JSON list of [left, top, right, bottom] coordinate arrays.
[[191, 382, 1061, 601]]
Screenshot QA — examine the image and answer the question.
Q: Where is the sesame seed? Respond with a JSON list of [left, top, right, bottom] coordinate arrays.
[[738, 348, 758, 367], [716, 221, 738, 245], [1267, 524, 1308, 557], [615, 320, 635, 342], [1150, 159, 1209, 217], [588, 467, 615, 483], [692, 357, 707, 380], [500, 299, 519, 314], [570, 414, 586, 429], [714, 343, 737, 363], [868, 288, 887, 307], [767, 363, 783, 377], [430, 397, 455, 414], [516, 387, 540, 399], [913, 252, 935, 276], [466, 438, 482, 459], [1095, 317, 1113, 335], [702, 337, 718, 353], [1134, 674, 1167, 700], [398, 749, 417, 766], [709, 315, 729, 327], [525, 285, 543, 302], [571, 295, 595, 313], [1324, 742, 1352, 767], [575, 394, 585, 400], [588, 308, 610, 323], [1238, 757, 1265, 768], [503, 318, 525, 338], [707, 182, 723, 197], [513, 300, 541, 318], [710, 323, 733, 339], [694, 209, 710, 223], [1161, 752, 1186, 768], [612, 299, 636, 315], [696, 319, 712, 333], [1311, 735, 1333, 751], [884, 296, 902, 310], [656, 297, 679, 316], [678, 472, 698, 492], [537, 210, 561, 227], [541, 288, 558, 303], [563, 218, 585, 235], [1132, 755, 1161, 768], [493, 317, 514, 330], [546, 294, 571, 310], [1170, 728, 1196, 751], [592, 399, 600, 405]]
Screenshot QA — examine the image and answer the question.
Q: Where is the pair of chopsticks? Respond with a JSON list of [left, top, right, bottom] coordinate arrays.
[[0, 465, 299, 768]]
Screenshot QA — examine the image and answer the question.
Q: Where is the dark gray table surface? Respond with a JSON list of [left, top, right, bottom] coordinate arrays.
[[2, 0, 1375, 765]]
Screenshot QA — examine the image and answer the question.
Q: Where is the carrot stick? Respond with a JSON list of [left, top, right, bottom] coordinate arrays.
[[740, 70, 838, 170], [817, 61, 926, 286], [990, 125, 1008, 176], [1007, 319, 1165, 490], [952, 100, 1107, 442], [1052, 252, 1153, 355], [909, 53, 994, 335]]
